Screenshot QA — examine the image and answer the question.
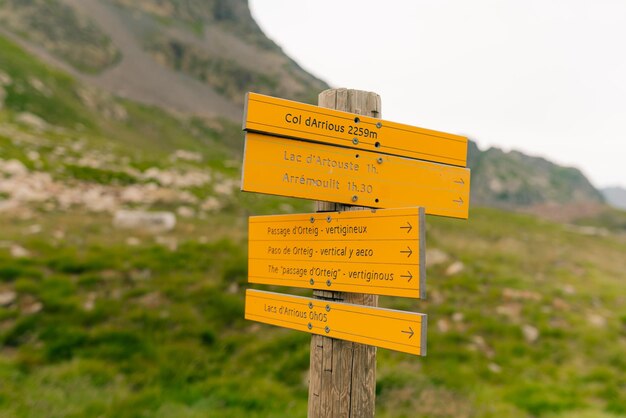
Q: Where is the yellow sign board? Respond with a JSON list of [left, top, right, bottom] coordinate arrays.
[[244, 92, 468, 167], [248, 208, 426, 298], [245, 289, 427, 356], [241, 132, 470, 219]]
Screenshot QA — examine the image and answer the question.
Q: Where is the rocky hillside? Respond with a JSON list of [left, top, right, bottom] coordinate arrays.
[[0, 0, 327, 119], [468, 141, 605, 209]]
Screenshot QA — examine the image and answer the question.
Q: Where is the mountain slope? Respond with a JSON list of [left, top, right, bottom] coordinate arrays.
[[468, 140, 605, 211], [0, 0, 327, 119]]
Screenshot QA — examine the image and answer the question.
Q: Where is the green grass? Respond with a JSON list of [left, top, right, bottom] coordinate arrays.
[[62, 165, 138, 186], [0, 206, 624, 417], [0, 225, 307, 417], [575, 208, 626, 233]]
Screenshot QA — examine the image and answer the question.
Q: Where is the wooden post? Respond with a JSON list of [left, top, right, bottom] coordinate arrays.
[[308, 88, 381, 418]]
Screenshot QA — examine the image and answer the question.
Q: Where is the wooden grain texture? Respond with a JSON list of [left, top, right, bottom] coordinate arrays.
[[308, 88, 379, 418]]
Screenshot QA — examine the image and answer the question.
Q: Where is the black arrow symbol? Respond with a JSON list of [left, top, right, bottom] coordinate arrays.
[[401, 326, 414, 339], [399, 222, 413, 233], [453, 197, 464, 205], [400, 271, 413, 282], [400, 247, 413, 257], [454, 178, 465, 185]]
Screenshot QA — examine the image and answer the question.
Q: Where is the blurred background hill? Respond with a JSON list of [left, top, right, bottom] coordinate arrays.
[[0, 0, 327, 118], [0, 1, 625, 417]]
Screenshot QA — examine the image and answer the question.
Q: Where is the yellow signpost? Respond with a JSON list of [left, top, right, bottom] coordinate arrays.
[[241, 132, 470, 219], [248, 208, 426, 298], [242, 88, 469, 414], [244, 92, 468, 167], [245, 289, 427, 356]]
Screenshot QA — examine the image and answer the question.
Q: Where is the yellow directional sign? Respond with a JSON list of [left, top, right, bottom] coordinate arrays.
[[248, 208, 426, 298], [245, 289, 427, 356], [250, 241, 418, 265], [241, 132, 470, 219], [244, 92, 468, 167], [249, 207, 421, 241]]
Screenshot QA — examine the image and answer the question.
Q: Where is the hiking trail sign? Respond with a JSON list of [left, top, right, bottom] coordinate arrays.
[[240, 89, 470, 418], [242, 132, 470, 219], [248, 207, 426, 298], [245, 289, 427, 356]]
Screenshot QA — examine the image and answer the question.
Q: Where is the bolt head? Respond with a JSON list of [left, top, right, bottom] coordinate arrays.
[[310, 216, 315, 223], [376, 122, 382, 128], [309, 278, 315, 285], [308, 323, 313, 330], [352, 137, 359, 145], [324, 326, 330, 333], [326, 279, 332, 287], [352, 195, 358, 202], [325, 305, 331, 312], [308, 302, 313, 309]]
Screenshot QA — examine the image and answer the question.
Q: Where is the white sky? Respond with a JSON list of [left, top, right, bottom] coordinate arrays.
[[250, 0, 626, 189]]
